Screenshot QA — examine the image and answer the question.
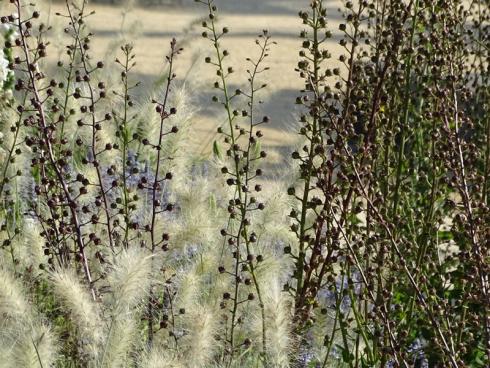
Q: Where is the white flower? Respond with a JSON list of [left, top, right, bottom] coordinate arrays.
[[0, 49, 9, 86], [0, 22, 18, 42]]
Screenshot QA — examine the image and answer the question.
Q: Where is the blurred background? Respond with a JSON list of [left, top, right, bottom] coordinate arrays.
[[7, 0, 344, 166]]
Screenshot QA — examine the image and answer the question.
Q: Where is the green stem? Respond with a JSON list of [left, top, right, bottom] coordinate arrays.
[[392, 0, 420, 219]]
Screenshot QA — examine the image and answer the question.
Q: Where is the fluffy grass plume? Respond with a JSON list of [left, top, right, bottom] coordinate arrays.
[[49, 268, 102, 360], [3, 324, 57, 368], [98, 317, 137, 368], [181, 306, 217, 368], [263, 279, 292, 368], [0, 267, 30, 320], [140, 348, 185, 368], [0, 268, 57, 368], [107, 247, 153, 311]]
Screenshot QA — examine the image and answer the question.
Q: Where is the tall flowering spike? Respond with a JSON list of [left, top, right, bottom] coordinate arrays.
[[199, 1, 275, 363], [145, 37, 182, 345], [6, 0, 98, 299]]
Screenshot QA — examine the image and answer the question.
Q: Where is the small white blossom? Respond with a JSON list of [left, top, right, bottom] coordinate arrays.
[[0, 49, 9, 88], [0, 19, 18, 41]]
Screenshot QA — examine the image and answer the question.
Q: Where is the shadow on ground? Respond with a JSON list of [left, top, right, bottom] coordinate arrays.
[[89, 0, 344, 18]]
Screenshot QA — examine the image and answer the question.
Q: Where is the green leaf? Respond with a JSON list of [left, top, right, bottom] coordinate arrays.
[[437, 230, 453, 241], [208, 194, 217, 213], [213, 140, 222, 160], [252, 139, 261, 160]]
